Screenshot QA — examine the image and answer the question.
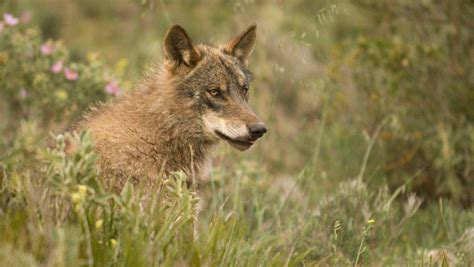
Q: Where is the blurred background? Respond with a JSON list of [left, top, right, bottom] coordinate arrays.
[[1, 0, 473, 265]]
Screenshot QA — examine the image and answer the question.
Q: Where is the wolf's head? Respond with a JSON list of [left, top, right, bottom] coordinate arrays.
[[162, 24, 267, 151]]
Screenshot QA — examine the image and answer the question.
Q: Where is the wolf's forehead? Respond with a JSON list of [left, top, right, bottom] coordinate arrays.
[[202, 46, 248, 85], [217, 55, 248, 85]]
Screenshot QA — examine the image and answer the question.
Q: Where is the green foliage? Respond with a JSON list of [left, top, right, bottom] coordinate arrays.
[[328, 0, 474, 204], [1, 128, 310, 266], [0, 21, 116, 128], [1, 126, 473, 265], [1, 124, 469, 266]]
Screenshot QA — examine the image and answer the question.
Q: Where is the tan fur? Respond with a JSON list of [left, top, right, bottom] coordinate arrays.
[[76, 24, 266, 191]]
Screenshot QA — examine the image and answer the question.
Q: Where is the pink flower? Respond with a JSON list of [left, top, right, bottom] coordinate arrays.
[[51, 60, 63, 73], [104, 81, 122, 96], [64, 68, 79, 81], [41, 43, 55, 55], [4, 13, 19, 26], [19, 88, 28, 99], [20, 12, 32, 24]]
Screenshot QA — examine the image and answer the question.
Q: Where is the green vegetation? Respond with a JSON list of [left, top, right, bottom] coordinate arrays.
[[1, 1, 473, 266]]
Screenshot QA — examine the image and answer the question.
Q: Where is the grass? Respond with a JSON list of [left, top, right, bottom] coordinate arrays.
[[1, 123, 472, 266]]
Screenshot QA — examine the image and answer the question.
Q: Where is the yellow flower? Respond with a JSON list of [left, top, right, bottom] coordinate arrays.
[[33, 73, 47, 86], [87, 52, 100, 63], [71, 192, 82, 204], [110, 238, 118, 248], [78, 185, 88, 195], [54, 89, 68, 101], [368, 219, 375, 225], [71, 185, 87, 204], [115, 58, 129, 76], [95, 219, 103, 229]]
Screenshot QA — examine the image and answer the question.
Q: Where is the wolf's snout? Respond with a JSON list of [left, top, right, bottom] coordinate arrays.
[[248, 123, 267, 139]]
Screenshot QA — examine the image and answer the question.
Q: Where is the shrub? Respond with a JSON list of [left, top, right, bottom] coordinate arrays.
[[0, 17, 121, 130], [328, 1, 474, 204]]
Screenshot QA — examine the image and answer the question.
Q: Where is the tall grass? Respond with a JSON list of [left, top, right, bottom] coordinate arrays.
[[1, 122, 472, 266]]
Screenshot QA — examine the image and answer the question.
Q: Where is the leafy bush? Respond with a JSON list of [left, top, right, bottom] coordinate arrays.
[[0, 17, 121, 129], [327, 1, 474, 204]]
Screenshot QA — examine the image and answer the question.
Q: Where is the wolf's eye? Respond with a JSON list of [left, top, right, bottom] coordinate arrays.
[[243, 85, 249, 94], [242, 85, 250, 99], [208, 88, 221, 97]]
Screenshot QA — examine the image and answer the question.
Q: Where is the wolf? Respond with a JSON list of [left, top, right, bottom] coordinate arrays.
[[77, 24, 267, 190]]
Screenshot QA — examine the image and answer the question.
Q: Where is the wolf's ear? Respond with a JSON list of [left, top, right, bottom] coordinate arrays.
[[163, 25, 201, 71], [222, 24, 257, 64]]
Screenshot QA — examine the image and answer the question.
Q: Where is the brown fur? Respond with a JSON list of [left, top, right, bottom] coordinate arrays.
[[76, 24, 266, 190]]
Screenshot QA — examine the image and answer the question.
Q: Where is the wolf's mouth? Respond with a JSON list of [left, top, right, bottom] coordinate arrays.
[[215, 130, 254, 151]]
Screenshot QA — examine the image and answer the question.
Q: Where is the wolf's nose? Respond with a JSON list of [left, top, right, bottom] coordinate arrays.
[[248, 123, 267, 139]]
